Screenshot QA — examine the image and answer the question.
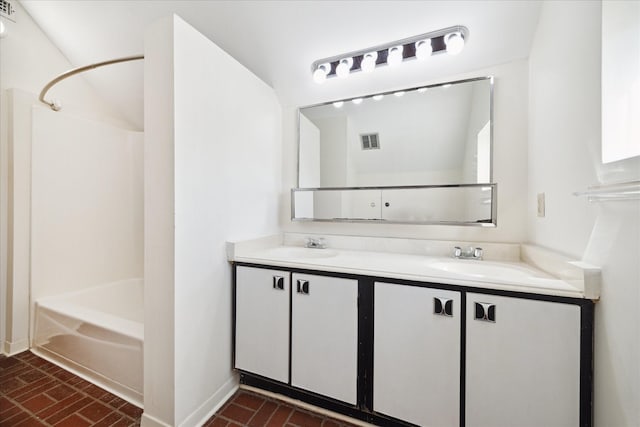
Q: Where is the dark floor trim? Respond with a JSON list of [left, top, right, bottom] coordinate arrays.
[[239, 372, 417, 427]]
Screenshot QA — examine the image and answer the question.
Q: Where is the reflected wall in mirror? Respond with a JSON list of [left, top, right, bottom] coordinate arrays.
[[292, 184, 496, 225], [298, 77, 493, 188]]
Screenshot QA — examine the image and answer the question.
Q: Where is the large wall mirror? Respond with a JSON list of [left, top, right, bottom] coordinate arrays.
[[294, 76, 495, 225]]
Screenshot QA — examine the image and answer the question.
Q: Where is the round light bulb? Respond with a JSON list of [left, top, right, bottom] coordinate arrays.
[[417, 87, 428, 93], [394, 91, 405, 97], [415, 39, 432, 60], [361, 52, 378, 73], [387, 46, 403, 66], [333, 101, 344, 108], [445, 32, 465, 55], [352, 98, 363, 105], [373, 94, 384, 101], [312, 63, 331, 84], [336, 58, 353, 78], [441, 84, 452, 89]]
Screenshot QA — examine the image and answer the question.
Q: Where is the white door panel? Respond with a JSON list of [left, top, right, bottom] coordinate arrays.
[[235, 266, 290, 383], [466, 293, 581, 427], [374, 282, 461, 427], [291, 273, 358, 405]]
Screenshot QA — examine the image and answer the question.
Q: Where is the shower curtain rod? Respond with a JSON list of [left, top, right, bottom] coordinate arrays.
[[38, 54, 144, 111]]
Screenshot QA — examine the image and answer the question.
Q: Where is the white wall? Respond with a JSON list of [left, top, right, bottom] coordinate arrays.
[[2, 90, 36, 355], [0, 2, 133, 354], [601, 0, 640, 163], [142, 17, 175, 425], [314, 117, 348, 219], [462, 80, 492, 183], [143, 15, 282, 427], [283, 60, 528, 242], [528, 2, 640, 426], [316, 116, 349, 187], [298, 114, 320, 188], [30, 107, 143, 304], [0, 2, 133, 128], [298, 115, 320, 218], [528, 2, 600, 257], [301, 84, 479, 186], [345, 87, 471, 181]]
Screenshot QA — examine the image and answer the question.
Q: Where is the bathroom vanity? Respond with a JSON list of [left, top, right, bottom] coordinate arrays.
[[229, 235, 598, 427]]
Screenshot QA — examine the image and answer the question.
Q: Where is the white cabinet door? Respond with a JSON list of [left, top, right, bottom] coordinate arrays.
[[235, 266, 290, 383], [291, 273, 358, 405], [466, 293, 581, 427], [374, 282, 461, 427]]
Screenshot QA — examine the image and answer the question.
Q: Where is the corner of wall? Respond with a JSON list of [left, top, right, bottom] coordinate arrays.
[[525, 0, 600, 258], [143, 13, 177, 427]]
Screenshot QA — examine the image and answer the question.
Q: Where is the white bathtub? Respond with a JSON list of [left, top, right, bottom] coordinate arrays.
[[33, 279, 144, 406]]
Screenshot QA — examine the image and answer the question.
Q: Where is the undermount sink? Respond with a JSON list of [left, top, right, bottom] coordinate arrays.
[[428, 259, 549, 280], [264, 247, 338, 259]]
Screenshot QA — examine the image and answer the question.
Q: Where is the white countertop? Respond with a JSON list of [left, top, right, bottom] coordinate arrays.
[[229, 237, 599, 299]]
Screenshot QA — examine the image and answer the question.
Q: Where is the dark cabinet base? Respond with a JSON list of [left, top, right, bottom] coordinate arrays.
[[239, 372, 417, 427]]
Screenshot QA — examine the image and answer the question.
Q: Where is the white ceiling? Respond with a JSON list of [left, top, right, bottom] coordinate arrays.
[[21, 1, 542, 130]]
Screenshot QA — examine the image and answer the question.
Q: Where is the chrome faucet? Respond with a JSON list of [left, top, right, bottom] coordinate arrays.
[[305, 237, 327, 249], [453, 246, 483, 260]]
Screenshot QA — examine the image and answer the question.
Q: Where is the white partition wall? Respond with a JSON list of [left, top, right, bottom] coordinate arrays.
[[143, 15, 282, 427]]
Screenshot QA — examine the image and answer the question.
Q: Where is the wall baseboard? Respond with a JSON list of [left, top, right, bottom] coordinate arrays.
[[179, 375, 239, 427], [141, 374, 238, 427], [3, 339, 29, 356], [140, 412, 173, 427]]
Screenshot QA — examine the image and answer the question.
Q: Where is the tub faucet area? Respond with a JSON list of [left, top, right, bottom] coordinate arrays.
[[453, 246, 483, 260]]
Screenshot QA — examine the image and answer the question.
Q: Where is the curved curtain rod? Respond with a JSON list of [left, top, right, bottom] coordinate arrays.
[[39, 54, 144, 111]]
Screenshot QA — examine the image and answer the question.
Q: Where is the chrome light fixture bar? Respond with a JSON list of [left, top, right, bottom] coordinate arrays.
[[311, 25, 468, 83]]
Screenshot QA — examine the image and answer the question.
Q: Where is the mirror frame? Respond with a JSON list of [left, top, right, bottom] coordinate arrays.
[[294, 76, 495, 226]]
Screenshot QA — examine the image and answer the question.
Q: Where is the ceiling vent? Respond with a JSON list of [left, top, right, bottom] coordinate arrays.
[[0, 0, 16, 21], [361, 133, 380, 150]]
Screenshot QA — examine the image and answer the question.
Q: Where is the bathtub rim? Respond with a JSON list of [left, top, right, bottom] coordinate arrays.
[[35, 301, 143, 341], [35, 277, 143, 304], [34, 278, 144, 341]]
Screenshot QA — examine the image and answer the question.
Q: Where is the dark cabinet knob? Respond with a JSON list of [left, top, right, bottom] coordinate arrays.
[[296, 279, 310, 295], [272, 276, 285, 290], [474, 302, 496, 322], [434, 297, 453, 317]]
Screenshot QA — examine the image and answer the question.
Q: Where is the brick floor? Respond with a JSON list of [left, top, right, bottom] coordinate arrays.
[[205, 389, 360, 427], [1, 352, 361, 426], [0, 351, 141, 426]]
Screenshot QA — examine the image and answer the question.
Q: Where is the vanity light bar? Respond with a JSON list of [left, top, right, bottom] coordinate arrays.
[[311, 25, 469, 83]]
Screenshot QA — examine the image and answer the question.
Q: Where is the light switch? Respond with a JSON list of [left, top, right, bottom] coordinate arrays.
[[537, 193, 545, 217]]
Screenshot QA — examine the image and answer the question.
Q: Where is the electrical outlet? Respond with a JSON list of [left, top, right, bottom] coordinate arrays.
[[537, 193, 545, 217]]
